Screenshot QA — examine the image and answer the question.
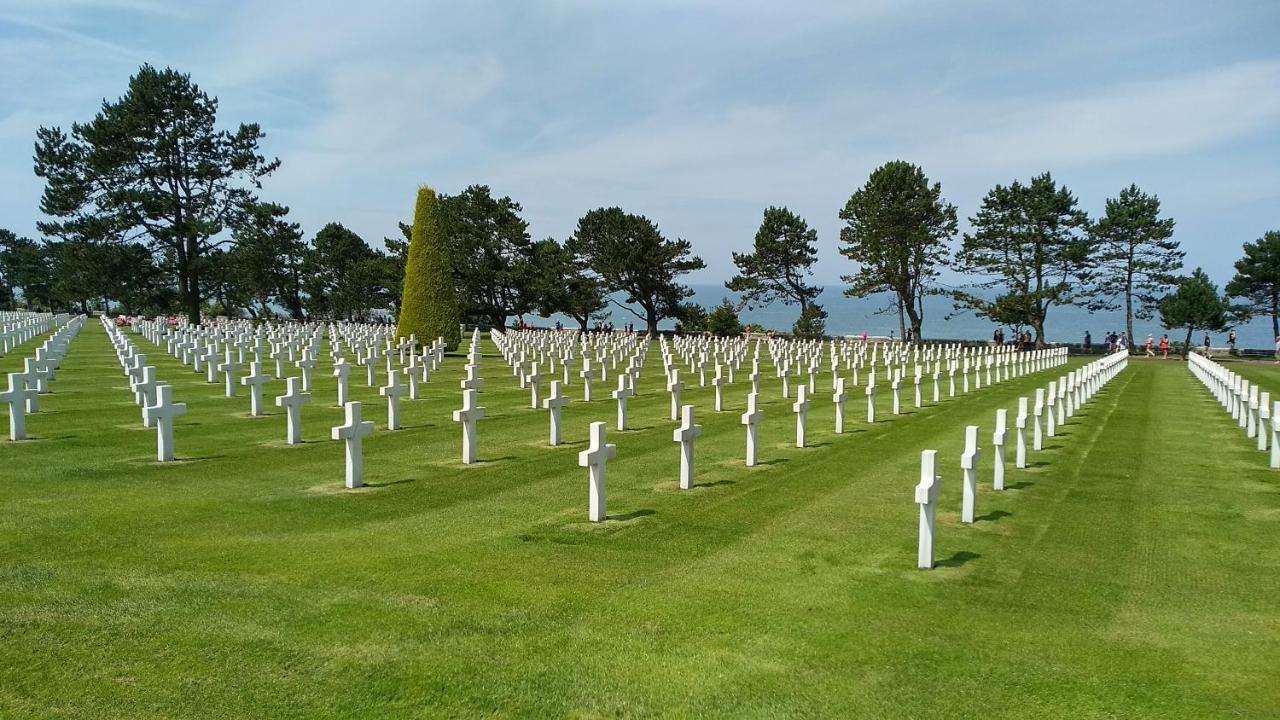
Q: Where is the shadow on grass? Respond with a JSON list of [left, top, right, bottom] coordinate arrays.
[[975, 510, 1012, 523], [365, 478, 417, 488], [1005, 481, 1035, 490], [755, 458, 791, 467], [479, 455, 518, 463], [697, 480, 737, 488], [936, 550, 980, 568], [610, 509, 655, 522]]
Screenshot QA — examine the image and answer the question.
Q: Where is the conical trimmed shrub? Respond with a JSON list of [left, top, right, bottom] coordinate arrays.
[[397, 186, 461, 349]]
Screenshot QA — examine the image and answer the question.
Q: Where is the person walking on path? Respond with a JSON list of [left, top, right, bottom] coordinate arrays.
[[1160, 334, 1171, 359], [1203, 334, 1212, 357], [1274, 335, 1280, 364], [1145, 335, 1156, 357], [1084, 331, 1092, 354]]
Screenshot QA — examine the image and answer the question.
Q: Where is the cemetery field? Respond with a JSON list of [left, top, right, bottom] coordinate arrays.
[[1, 328, 1277, 719]]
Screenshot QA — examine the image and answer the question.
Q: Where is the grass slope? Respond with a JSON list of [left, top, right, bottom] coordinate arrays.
[[0, 330, 1276, 718]]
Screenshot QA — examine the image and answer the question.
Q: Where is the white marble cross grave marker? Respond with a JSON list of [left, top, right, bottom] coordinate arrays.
[[579, 421, 616, 522], [0, 371, 34, 441], [452, 388, 486, 464], [241, 360, 271, 417], [666, 369, 684, 421], [1033, 388, 1045, 451], [143, 384, 187, 462], [379, 369, 408, 431], [992, 408, 1008, 490], [673, 404, 703, 490], [579, 359, 596, 401], [832, 377, 847, 434], [915, 449, 941, 570], [1015, 397, 1029, 469], [792, 384, 810, 448], [333, 358, 353, 407], [866, 374, 878, 423], [543, 380, 569, 446], [741, 391, 763, 467], [612, 375, 635, 431], [275, 377, 312, 445], [331, 401, 375, 488], [961, 425, 981, 523], [218, 351, 241, 398]]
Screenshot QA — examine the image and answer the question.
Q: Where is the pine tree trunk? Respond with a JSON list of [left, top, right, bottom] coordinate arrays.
[[1125, 291, 1134, 355], [184, 235, 201, 324]]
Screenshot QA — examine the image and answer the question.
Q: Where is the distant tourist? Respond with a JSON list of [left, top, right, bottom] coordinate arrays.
[[905, 327, 913, 342], [1084, 331, 1092, 353], [992, 327, 1004, 346], [1228, 330, 1238, 355], [1118, 333, 1128, 352], [1160, 334, 1170, 359], [1203, 334, 1212, 357], [1145, 335, 1155, 357], [1274, 335, 1280, 363]]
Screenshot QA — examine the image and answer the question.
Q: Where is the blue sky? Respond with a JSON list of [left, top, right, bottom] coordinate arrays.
[[1, 0, 1277, 286]]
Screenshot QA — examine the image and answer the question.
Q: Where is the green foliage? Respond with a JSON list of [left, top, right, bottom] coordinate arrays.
[[706, 298, 744, 337], [1159, 268, 1231, 356], [33, 64, 279, 323], [529, 238, 607, 330], [676, 302, 708, 333], [225, 202, 308, 320], [792, 303, 828, 339], [953, 172, 1092, 347], [569, 207, 705, 334], [0, 230, 49, 310], [398, 187, 461, 348], [1089, 184, 1182, 341], [726, 206, 821, 325], [839, 161, 956, 341], [1226, 230, 1280, 337], [439, 185, 538, 327], [303, 223, 392, 322]]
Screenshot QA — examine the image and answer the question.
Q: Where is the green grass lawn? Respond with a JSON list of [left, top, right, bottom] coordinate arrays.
[[1, 329, 1276, 719]]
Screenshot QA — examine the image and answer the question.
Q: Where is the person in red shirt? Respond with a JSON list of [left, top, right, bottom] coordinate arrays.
[[1159, 334, 1170, 359]]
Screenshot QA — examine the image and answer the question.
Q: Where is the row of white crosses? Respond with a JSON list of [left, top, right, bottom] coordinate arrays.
[[130, 316, 451, 470], [0, 311, 65, 357], [0, 313, 84, 442], [330, 327, 459, 488], [104, 317, 190, 461], [509, 329, 1068, 521], [1188, 351, 1280, 466], [915, 349, 1130, 569]]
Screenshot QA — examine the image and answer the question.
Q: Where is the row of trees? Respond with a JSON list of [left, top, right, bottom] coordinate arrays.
[[722, 162, 1189, 346], [7, 65, 708, 334], [4, 64, 1276, 348]]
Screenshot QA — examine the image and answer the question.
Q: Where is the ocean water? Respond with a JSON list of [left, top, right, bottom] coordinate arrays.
[[535, 284, 1277, 350]]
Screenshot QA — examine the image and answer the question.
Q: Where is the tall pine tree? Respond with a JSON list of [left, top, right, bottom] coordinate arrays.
[[33, 65, 279, 322], [838, 161, 955, 342], [1226, 231, 1280, 338], [953, 172, 1093, 347], [1088, 184, 1181, 346]]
